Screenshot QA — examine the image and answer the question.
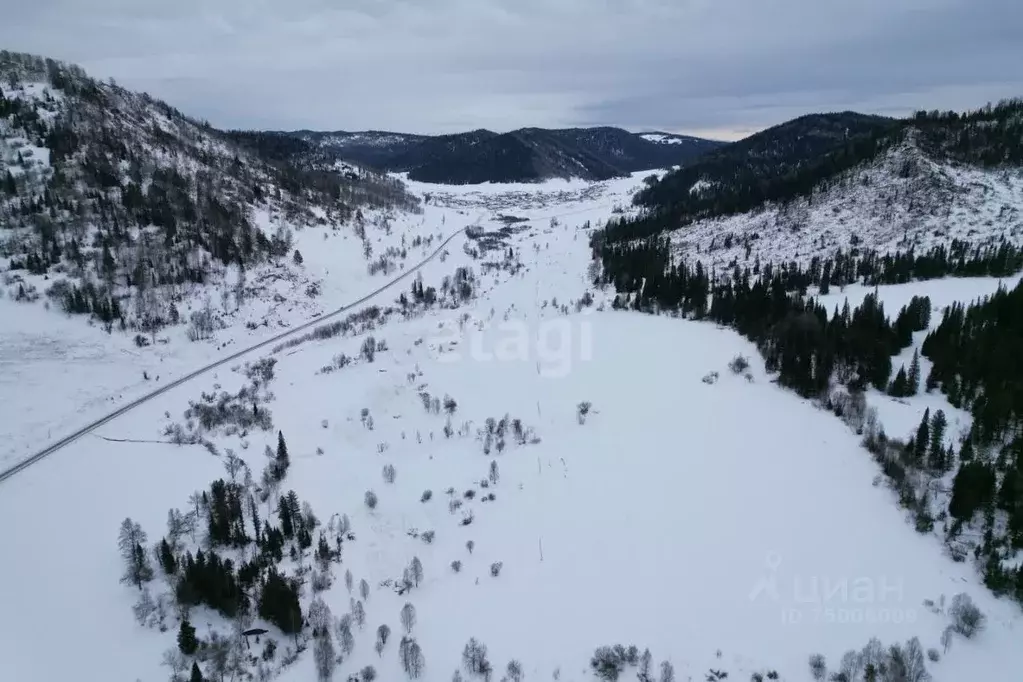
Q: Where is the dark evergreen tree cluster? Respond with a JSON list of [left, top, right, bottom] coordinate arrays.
[[918, 280, 1023, 598], [595, 238, 918, 397], [126, 471, 347, 648], [594, 229, 1023, 606], [175, 549, 247, 618], [912, 99, 1023, 166]]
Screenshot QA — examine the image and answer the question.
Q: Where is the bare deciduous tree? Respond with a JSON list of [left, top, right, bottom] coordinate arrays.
[[337, 615, 355, 656], [940, 625, 954, 654], [308, 597, 332, 636], [400, 637, 425, 679], [360, 578, 370, 601], [314, 630, 336, 682], [353, 600, 366, 629], [949, 593, 985, 638], [808, 654, 827, 681], [400, 602, 417, 634], [409, 557, 424, 587], [638, 649, 652, 682], [118, 517, 154, 589], [463, 638, 489, 677]]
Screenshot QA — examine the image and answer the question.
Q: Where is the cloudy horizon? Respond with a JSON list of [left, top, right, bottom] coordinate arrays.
[[3, 0, 1021, 140]]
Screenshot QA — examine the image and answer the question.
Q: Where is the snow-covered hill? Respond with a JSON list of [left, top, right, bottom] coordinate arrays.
[[1, 169, 1020, 682], [668, 136, 1023, 275]]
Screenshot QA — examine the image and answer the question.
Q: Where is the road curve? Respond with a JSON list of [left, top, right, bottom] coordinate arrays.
[[0, 226, 467, 484]]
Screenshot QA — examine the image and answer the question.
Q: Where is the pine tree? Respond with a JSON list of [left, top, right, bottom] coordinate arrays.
[[178, 617, 199, 655], [276, 430, 290, 475], [888, 366, 909, 397], [190, 661, 205, 682], [159, 538, 177, 575], [278, 495, 294, 538], [928, 409, 948, 470], [914, 408, 930, 464], [907, 348, 921, 395]]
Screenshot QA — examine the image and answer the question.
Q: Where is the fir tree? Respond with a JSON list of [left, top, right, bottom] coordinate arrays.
[[178, 617, 199, 655], [914, 408, 931, 464], [276, 430, 290, 476], [159, 537, 177, 575], [278, 495, 294, 538], [888, 366, 909, 397], [928, 409, 948, 470], [907, 348, 921, 395], [190, 662, 205, 682]]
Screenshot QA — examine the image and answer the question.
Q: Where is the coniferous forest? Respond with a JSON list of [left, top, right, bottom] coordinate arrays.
[[592, 225, 1023, 606]]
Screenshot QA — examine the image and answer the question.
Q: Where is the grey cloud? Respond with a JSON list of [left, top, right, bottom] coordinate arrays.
[[1, 0, 1019, 137]]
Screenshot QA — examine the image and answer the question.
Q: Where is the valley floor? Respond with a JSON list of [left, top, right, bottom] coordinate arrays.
[[0, 172, 1020, 682]]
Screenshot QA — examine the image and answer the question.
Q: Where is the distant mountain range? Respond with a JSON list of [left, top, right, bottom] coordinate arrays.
[[283, 127, 726, 184]]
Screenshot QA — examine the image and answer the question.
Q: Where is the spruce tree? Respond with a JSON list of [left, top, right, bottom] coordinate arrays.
[[190, 662, 205, 682], [159, 538, 177, 575], [178, 617, 199, 655], [888, 366, 909, 397], [276, 430, 290, 476], [928, 409, 948, 470], [914, 408, 930, 464], [907, 348, 921, 395], [278, 495, 294, 538]]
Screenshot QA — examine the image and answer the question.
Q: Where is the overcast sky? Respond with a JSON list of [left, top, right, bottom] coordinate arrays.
[[3, 0, 1021, 140]]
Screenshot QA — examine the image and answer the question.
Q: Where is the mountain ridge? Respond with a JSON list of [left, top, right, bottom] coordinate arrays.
[[286, 125, 726, 184]]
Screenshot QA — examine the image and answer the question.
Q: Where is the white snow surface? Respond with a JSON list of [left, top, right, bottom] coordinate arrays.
[[1, 170, 1021, 682], [670, 139, 1023, 275]]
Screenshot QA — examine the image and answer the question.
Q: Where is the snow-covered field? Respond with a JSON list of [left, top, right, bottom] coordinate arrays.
[[1, 170, 1020, 682]]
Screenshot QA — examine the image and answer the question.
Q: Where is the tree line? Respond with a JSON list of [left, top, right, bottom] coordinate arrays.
[[593, 233, 1023, 605]]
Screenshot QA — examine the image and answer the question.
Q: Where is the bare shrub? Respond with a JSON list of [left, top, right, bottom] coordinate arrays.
[[949, 593, 985, 638], [383, 464, 396, 484], [728, 354, 750, 374], [808, 654, 826, 681], [365, 490, 378, 510]]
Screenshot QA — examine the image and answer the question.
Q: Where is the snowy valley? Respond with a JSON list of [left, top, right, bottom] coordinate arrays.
[[3, 51, 1023, 682]]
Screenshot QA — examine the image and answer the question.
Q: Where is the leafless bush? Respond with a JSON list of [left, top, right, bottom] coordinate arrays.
[[421, 490, 433, 503], [808, 654, 826, 681], [728, 354, 750, 374], [490, 562, 503, 577], [311, 570, 332, 592], [383, 464, 396, 484], [949, 593, 985, 638], [365, 490, 378, 509]]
